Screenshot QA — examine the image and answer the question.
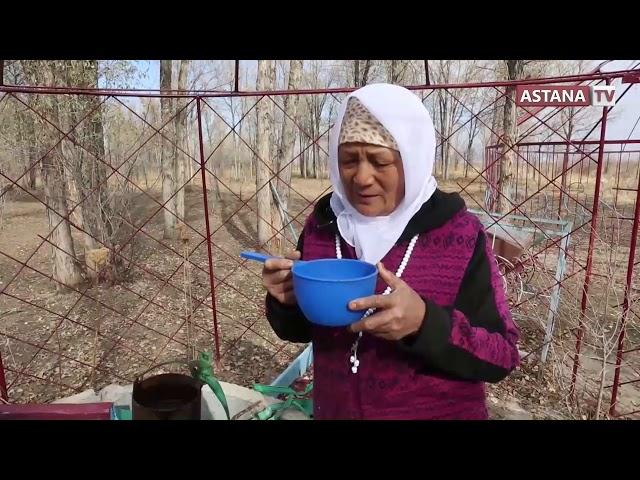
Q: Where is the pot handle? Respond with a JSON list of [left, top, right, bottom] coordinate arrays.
[[133, 354, 230, 420], [134, 358, 192, 384]]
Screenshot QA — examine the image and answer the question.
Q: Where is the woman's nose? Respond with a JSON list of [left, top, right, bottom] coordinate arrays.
[[353, 161, 375, 187]]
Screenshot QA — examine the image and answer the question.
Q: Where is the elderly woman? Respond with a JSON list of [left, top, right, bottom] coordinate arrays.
[[262, 83, 520, 420]]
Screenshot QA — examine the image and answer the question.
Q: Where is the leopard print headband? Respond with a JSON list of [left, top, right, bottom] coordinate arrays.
[[338, 97, 399, 151]]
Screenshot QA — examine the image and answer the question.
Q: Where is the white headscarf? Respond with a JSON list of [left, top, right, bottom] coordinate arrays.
[[329, 83, 437, 265]]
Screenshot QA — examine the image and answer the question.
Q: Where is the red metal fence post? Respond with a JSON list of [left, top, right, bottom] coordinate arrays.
[[0, 350, 7, 401], [609, 169, 640, 416], [196, 96, 222, 362], [570, 80, 611, 401]]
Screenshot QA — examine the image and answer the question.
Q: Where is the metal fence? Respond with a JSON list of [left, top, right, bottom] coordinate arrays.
[[1, 66, 640, 417]]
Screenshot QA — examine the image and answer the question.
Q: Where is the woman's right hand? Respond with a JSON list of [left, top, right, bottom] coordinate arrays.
[[262, 250, 301, 306]]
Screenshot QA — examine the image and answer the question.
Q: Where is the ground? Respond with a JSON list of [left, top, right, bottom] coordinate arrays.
[[0, 176, 330, 403], [2, 174, 640, 419]]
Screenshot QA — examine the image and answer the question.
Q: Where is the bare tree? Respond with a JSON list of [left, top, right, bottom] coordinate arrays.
[[7, 62, 39, 191], [496, 60, 525, 212], [137, 97, 160, 188], [221, 93, 243, 181], [20, 61, 84, 289], [21, 112, 37, 189], [54, 61, 114, 252], [0, 63, 37, 197], [160, 60, 178, 239], [463, 108, 484, 178], [352, 60, 372, 87], [272, 60, 303, 253], [174, 60, 190, 223], [202, 106, 223, 200], [387, 60, 410, 84], [10, 61, 138, 287], [300, 61, 335, 180], [305, 93, 327, 179], [541, 61, 621, 175], [462, 70, 495, 178], [429, 61, 477, 180], [255, 60, 276, 249]]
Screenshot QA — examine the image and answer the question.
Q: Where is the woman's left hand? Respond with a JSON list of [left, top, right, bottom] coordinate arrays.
[[348, 262, 426, 341]]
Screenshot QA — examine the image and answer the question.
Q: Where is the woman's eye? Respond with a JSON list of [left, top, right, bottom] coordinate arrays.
[[340, 158, 357, 167], [372, 159, 392, 168]]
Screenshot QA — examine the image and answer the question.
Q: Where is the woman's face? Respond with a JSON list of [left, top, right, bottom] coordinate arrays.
[[338, 142, 405, 217]]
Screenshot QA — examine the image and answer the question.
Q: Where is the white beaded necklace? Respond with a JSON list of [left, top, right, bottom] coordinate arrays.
[[335, 233, 419, 374]]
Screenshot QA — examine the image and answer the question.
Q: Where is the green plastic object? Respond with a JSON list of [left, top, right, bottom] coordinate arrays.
[[252, 382, 313, 420], [111, 405, 132, 420], [190, 352, 231, 420]]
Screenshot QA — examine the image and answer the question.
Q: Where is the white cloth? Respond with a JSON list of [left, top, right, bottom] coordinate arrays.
[[328, 83, 437, 266]]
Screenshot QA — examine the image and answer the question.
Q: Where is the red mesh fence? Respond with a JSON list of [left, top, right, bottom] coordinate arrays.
[[1, 68, 640, 418]]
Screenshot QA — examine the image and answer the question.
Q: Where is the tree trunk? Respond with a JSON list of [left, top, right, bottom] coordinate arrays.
[[361, 60, 371, 86], [47, 90, 84, 289], [497, 60, 525, 213], [311, 116, 319, 180], [389, 60, 406, 84], [464, 148, 471, 178], [229, 99, 240, 181], [312, 146, 318, 179], [160, 60, 178, 239], [273, 60, 303, 253], [61, 149, 87, 245], [353, 60, 372, 87], [441, 95, 450, 180], [443, 142, 450, 180], [21, 60, 84, 289], [308, 138, 315, 178], [299, 133, 306, 178], [237, 98, 246, 182], [25, 113, 37, 189], [144, 150, 151, 188], [174, 60, 190, 223], [203, 113, 222, 200], [255, 60, 276, 250], [487, 94, 504, 209], [17, 111, 32, 191], [353, 60, 360, 87], [464, 133, 474, 178], [491, 93, 504, 143], [86, 63, 112, 247], [60, 61, 113, 251], [390, 60, 397, 83], [188, 140, 194, 185], [27, 164, 37, 189], [278, 60, 303, 193], [464, 113, 481, 179], [42, 151, 84, 290]]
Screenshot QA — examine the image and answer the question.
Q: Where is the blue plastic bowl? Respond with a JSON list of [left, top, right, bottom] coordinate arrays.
[[292, 259, 378, 327]]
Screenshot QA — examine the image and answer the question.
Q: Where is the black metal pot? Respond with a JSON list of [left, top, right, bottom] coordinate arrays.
[[132, 360, 203, 420]]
